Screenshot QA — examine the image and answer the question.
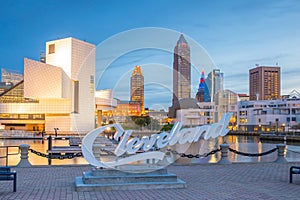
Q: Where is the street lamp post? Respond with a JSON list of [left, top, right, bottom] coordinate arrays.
[[282, 123, 286, 134], [54, 128, 59, 137], [276, 119, 279, 135]]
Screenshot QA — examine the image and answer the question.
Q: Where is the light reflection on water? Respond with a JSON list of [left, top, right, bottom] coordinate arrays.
[[1, 135, 300, 166], [225, 135, 300, 163], [0, 139, 88, 166]]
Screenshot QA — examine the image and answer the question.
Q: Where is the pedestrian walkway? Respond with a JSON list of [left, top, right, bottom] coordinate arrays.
[[0, 162, 299, 200]]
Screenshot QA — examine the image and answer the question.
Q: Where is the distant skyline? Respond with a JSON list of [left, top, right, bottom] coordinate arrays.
[[1, 0, 300, 110]]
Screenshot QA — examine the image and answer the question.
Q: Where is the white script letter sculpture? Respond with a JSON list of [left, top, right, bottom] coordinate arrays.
[[82, 112, 233, 168]]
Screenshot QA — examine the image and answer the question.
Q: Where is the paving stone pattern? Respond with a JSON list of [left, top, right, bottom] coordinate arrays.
[[0, 163, 300, 200]]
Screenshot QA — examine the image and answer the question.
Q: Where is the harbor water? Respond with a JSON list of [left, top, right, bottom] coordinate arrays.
[[0, 135, 300, 166]]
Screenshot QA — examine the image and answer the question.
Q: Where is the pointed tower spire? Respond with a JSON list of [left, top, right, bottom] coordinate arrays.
[[177, 34, 188, 45], [199, 69, 205, 89], [196, 69, 205, 102], [169, 34, 191, 118]]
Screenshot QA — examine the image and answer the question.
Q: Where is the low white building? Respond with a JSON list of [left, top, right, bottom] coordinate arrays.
[[148, 110, 168, 125], [237, 98, 300, 132], [175, 98, 215, 126], [95, 89, 118, 126]]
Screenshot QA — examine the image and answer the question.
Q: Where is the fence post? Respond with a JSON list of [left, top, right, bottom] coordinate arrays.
[[274, 144, 287, 163], [218, 143, 231, 164], [48, 136, 52, 165], [17, 144, 32, 167]]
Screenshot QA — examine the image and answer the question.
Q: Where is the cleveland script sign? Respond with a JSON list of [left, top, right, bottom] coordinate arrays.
[[82, 113, 233, 168]]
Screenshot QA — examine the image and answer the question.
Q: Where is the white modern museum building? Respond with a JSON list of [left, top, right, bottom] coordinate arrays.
[[0, 37, 96, 133]]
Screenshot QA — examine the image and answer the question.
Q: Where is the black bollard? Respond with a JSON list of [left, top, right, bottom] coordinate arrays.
[[41, 131, 45, 144], [48, 136, 52, 165]]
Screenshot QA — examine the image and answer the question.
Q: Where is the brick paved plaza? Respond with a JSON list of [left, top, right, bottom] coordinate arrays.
[[0, 163, 300, 200]]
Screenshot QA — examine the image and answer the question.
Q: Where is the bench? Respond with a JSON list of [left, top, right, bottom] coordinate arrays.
[[0, 166, 17, 192], [290, 166, 300, 183]]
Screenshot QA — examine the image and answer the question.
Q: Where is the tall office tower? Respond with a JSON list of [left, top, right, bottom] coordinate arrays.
[[249, 65, 280, 100], [130, 65, 144, 114], [196, 70, 205, 102], [172, 34, 191, 106], [206, 69, 224, 101], [1, 68, 23, 85]]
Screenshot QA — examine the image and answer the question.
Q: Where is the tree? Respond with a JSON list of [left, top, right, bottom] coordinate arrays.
[[145, 118, 162, 131], [131, 116, 151, 130], [161, 124, 174, 132]]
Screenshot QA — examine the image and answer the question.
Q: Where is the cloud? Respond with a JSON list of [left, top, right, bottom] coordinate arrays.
[[244, 54, 289, 65], [282, 68, 300, 75]]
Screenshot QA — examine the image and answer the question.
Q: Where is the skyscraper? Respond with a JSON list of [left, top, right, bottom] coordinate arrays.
[[130, 65, 144, 114], [168, 34, 192, 118], [249, 65, 280, 100], [172, 34, 191, 105], [195, 70, 210, 102], [205, 69, 224, 101]]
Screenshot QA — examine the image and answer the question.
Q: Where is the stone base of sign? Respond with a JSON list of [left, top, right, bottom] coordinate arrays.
[[75, 164, 186, 191]]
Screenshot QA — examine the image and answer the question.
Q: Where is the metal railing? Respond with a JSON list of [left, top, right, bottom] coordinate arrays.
[[0, 146, 20, 166], [3, 142, 291, 167]]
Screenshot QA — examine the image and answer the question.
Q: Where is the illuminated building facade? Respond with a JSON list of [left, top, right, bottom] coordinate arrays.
[[112, 66, 145, 123], [238, 98, 300, 132], [215, 89, 238, 129], [195, 70, 211, 102], [130, 66, 144, 113], [238, 94, 250, 101], [0, 68, 23, 94], [112, 100, 142, 123], [95, 89, 117, 127], [0, 82, 13, 95], [0, 37, 96, 132], [1, 68, 23, 85], [249, 65, 280, 100]]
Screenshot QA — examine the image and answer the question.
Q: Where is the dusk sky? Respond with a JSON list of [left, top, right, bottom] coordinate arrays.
[[1, 0, 300, 110]]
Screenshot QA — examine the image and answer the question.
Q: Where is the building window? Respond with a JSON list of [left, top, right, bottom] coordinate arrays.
[[48, 44, 55, 54], [32, 114, 44, 120], [90, 75, 94, 93], [90, 75, 94, 84], [73, 81, 79, 113], [19, 114, 29, 119]]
